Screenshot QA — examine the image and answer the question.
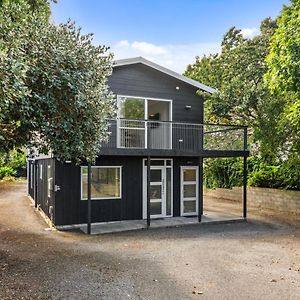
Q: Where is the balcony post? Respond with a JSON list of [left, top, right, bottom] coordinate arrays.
[[243, 127, 247, 219], [243, 156, 247, 219], [198, 157, 203, 222], [200, 124, 204, 151], [34, 160, 38, 208], [87, 161, 92, 234], [243, 127, 248, 151], [146, 122, 151, 228]]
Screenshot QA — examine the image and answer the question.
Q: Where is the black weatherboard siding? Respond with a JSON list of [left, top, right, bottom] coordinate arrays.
[[54, 156, 143, 226], [28, 158, 55, 221], [52, 156, 199, 226], [109, 63, 204, 124]]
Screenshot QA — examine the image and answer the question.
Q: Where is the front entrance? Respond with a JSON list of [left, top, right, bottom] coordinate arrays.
[[181, 166, 199, 216], [143, 159, 173, 219]]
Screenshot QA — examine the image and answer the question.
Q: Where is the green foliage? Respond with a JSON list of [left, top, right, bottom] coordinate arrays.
[[278, 155, 300, 190], [204, 158, 243, 189], [0, 1, 116, 163], [248, 165, 281, 188], [185, 18, 285, 161], [265, 0, 300, 96], [265, 0, 300, 155], [0, 148, 26, 176], [248, 156, 300, 191], [0, 166, 16, 179], [186, 5, 300, 191], [205, 156, 300, 191]]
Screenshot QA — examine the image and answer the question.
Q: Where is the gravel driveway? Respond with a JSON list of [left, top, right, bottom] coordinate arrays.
[[0, 182, 299, 300]]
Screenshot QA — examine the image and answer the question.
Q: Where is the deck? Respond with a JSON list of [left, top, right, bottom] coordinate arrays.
[[80, 211, 245, 235], [100, 119, 249, 157]]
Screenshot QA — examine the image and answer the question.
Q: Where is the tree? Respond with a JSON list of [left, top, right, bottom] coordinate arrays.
[[0, 1, 116, 162], [185, 18, 284, 160], [265, 0, 300, 154]]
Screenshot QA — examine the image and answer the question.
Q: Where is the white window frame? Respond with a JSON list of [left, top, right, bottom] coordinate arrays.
[[117, 95, 173, 149], [81, 166, 122, 200], [180, 166, 199, 216], [47, 165, 53, 198], [40, 164, 43, 180]]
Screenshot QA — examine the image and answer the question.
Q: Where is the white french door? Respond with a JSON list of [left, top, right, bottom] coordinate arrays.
[[181, 166, 198, 216], [149, 167, 166, 218], [143, 159, 173, 219]]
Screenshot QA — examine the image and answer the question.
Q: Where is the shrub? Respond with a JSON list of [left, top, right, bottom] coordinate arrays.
[[0, 148, 26, 177], [248, 165, 282, 188], [204, 155, 300, 191], [0, 167, 16, 180], [279, 156, 300, 190], [204, 157, 243, 189]]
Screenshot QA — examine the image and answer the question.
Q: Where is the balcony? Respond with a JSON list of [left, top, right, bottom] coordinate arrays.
[[100, 119, 248, 157]]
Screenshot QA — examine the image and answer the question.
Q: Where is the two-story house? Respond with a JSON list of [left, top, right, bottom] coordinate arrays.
[[27, 57, 249, 231]]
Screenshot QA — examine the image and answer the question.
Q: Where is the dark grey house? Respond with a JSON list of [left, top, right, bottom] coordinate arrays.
[[27, 57, 249, 229]]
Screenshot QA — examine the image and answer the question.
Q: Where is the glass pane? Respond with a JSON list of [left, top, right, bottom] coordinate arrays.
[[119, 98, 145, 119], [184, 184, 196, 198], [166, 168, 172, 216], [82, 167, 121, 199], [166, 160, 172, 166], [151, 160, 164, 166], [184, 200, 196, 213], [144, 160, 165, 166], [150, 185, 162, 199], [150, 202, 162, 215], [150, 169, 161, 182], [183, 169, 196, 181]]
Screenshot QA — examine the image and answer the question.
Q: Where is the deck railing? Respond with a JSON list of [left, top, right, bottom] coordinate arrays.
[[101, 119, 247, 152]]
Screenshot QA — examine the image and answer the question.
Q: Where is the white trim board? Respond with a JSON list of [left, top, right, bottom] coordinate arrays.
[[114, 57, 216, 94]]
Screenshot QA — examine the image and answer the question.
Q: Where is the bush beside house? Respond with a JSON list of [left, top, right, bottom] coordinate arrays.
[[0, 149, 26, 181]]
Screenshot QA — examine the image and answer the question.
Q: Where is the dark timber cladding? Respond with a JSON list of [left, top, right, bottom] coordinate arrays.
[[108, 63, 204, 123], [54, 156, 144, 226], [50, 156, 200, 226], [28, 158, 55, 221]]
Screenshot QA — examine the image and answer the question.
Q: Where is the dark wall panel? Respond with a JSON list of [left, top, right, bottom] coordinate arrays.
[[54, 156, 143, 226], [108, 64, 204, 124], [35, 159, 55, 220], [27, 160, 34, 198]]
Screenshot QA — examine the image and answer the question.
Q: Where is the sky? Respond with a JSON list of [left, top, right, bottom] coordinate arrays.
[[51, 0, 289, 73]]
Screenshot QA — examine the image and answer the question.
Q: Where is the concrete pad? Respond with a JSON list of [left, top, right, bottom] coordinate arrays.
[[80, 212, 246, 235]]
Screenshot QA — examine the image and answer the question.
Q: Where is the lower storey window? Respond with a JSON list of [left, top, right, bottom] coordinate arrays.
[[81, 166, 122, 200]]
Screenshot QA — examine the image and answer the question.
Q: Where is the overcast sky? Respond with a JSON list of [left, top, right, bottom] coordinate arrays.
[[51, 0, 289, 73]]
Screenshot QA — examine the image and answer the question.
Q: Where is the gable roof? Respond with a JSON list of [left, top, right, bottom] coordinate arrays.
[[114, 56, 216, 94]]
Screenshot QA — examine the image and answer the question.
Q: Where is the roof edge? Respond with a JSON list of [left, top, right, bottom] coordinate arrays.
[[114, 57, 216, 94]]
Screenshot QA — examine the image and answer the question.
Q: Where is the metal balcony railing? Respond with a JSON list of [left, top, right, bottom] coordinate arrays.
[[101, 119, 248, 152]]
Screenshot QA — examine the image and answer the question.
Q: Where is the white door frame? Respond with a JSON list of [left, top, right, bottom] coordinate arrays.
[[180, 166, 199, 216], [142, 159, 173, 219]]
